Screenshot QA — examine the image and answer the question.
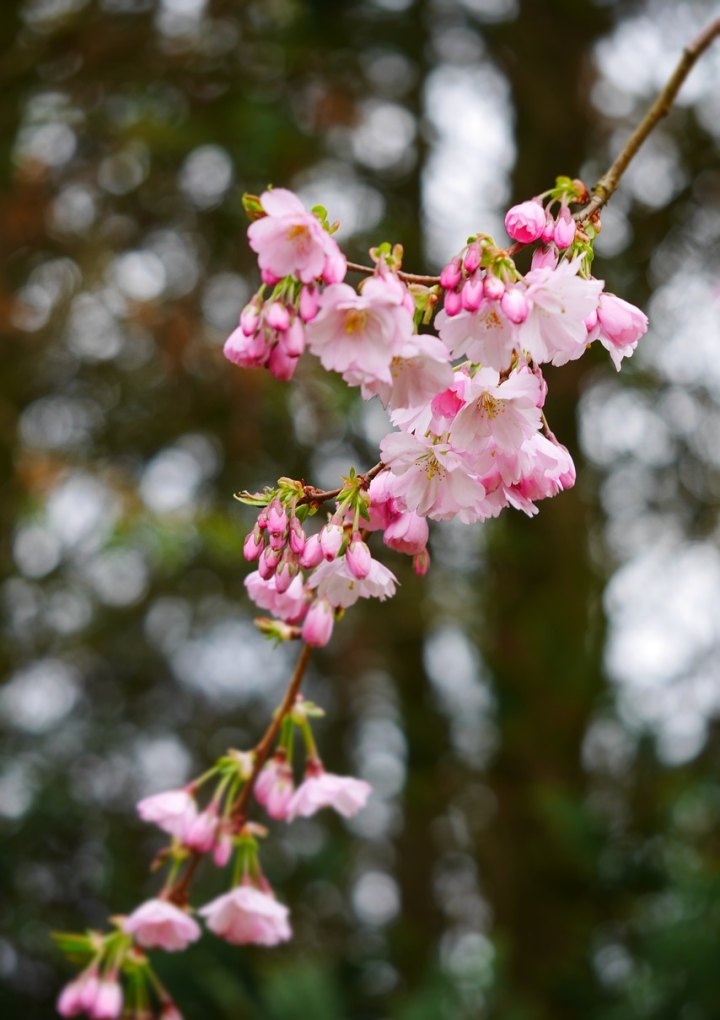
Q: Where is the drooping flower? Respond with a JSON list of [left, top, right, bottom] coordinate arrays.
[[244, 571, 307, 623], [247, 188, 345, 284], [309, 556, 397, 609], [518, 257, 603, 366], [382, 510, 429, 556], [255, 755, 295, 819], [122, 898, 201, 952], [136, 789, 197, 841], [505, 432, 576, 515], [199, 885, 292, 946], [591, 291, 649, 370], [287, 766, 372, 821], [301, 597, 335, 647]]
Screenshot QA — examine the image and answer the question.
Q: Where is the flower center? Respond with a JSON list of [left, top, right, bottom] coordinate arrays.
[[479, 392, 503, 419], [344, 309, 368, 334]]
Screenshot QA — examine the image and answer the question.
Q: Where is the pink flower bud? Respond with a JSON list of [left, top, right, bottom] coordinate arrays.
[[584, 308, 598, 332], [531, 244, 559, 271], [439, 257, 462, 290], [265, 301, 290, 331], [274, 559, 295, 594], [597, 293, 648, 345], [553, 206, 576, 248], [224, 327, 269, 369], [57, 978, 86, 1017], [540, 210, 556, 245], [483, 274, 505, 301], [443, 288, 463, 317], [301, 598, 334, 648], [504, 200, 546, 243], [300, 533, 323, 568], [90, 979, 123, 1019], [319, 522, 344, 561], [267, 500, 287, 538], [463, 243, 481, 274], [299, 285, 319, 322], [255, 757, 295, 820], [283, 318, 305, 358], [258, 546, 282, 579], [289, 516, 306, 555], [461, 275, 484, 312], [257, 508, 269, 530], [243, 527, 264, 562], [383, 512, 429, 555], [267, 342, 299, 381], [501, 287, 529, 324], [79, 974, 101, 1012], [346, 534, 372, 579], [240, 301, 261, 336], [268, 529, 286, 552], [213, 831, 233, 868], [413, 549, 430, 576], [261, 268, 281, 286], [322, 251, 347, 284]]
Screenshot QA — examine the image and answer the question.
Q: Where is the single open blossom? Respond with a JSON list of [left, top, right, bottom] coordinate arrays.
[[199, 885, 291, 947], [309, 556, 397, 609], [287, 766, 372, 820], [380, 431, 488, 523], [591, 291, 649, 369], [519, 258, 603, 366], [137, 789, 197, 841], [449, 366, 544, 457], [435, 303, 518, 371], [184, 805, 219, 853], [123, 898, 201, 952], [360, 333, 453, 430], [504, 199, 546, 243], [305, 275, 413, 387], [505, 432, 576, 515], [247, 188, 345, 284], [245, 571, 307, 623], [383, 510, 429, 555], [255, 755, 295, 819]]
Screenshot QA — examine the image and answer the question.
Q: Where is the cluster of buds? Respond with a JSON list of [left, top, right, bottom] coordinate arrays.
[[438, 235, 531, 325]]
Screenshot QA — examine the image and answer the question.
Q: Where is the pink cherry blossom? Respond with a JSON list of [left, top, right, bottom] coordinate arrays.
[[199, 885, 291, 946], [123, 898, 201, 952], [287, 767, 372, 820], [519, 257, 603, 366], [247, 188, 345, 284], [57, 976, 87, 1017], [184, 805, 218, 853], [346, 534, 372, 579], [319, 521, 344, 560], [306, 276, 413, 387], [361, 333, 453, 432], [379, 431, 488, 523], [309, 556, 397, 609], [301, 597, 335, 647], [435, 303, 518, 371], [553, 205, 576, 248], [255, 756, 295, 819], [505, 432, 576, 515], [383, 510, 429, 555], [504, 199, 546, 243], [245, 571, 307, 623], [136, 789, 197, 841], [449, 366, 544, 457], [591, 292, 649, 370], [88, 979, 122, 1019]]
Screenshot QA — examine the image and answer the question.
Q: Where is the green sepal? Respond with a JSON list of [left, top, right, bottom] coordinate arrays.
[[234, 487, 277, 508], [52, 931, 96, 963], [242, 192, 265, 221]]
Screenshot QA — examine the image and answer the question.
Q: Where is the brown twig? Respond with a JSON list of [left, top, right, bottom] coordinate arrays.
[[577, 16, 720, 223], [297, 461, 385, 509], [346, 260, 440, 286]]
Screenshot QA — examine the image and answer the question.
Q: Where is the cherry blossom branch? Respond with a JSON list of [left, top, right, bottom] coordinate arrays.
[[345, 260, 441, 285], [577, 15, 720, 223]]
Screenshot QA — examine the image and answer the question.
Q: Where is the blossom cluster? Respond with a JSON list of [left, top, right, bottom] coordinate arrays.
[[235, 180, 647, 644]]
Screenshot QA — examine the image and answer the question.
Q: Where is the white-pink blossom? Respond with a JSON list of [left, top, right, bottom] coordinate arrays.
[[247, 188, 345, 284], [361, 333, 453, 432], [305, 276, 413, 387], [301, 597, 335, 646], [435, 303, 518, 371], [123, 898, 201, 952], [591, 292, 648, 370], [505, 432, 576, 515], [518, 258, 603, 366], [255, 756, 295, 819], [449, 366, 544, 457], [136, 789, 197, 841], [383, 510, 429, 556], [287, 767, 372, 820], [380, 431, 488, 523], [309, 556, 397, 609], [199, 885, 291, 946], [244, 571, 307, 623]]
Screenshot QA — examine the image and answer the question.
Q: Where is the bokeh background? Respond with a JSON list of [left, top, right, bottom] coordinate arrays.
[[3, 0, 720, 1017]]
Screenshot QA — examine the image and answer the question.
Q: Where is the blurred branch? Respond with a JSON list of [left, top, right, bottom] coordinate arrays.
[[297, 461, 384, 509], [578, 15, 720, 223]]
